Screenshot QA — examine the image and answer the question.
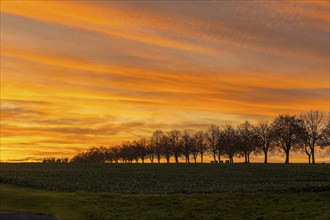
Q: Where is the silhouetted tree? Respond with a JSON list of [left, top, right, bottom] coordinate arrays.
[[151, 130, 164, 163], [272, 114, 306, 164], [300, 110, 327, 164], [194, 130, 207, 163], [221, 124, 238, 163], [71, 147, 105, 163], [168, 130, 182, 163], [254, 121, 274, 163], [190, 134, 199, 163], [161, 134, 171, 163], [112, 146, 121, 163], [135, 138, 148, 163], [208, 124, 219, 162], [321, 120, 330, 146], [43, 157, 68, 163], [146, 144, 155, 163], [237, 121, 256, 163], [216, 128, 223, 163], [121, 142, 136, 163], [182, 130, 192, 163]]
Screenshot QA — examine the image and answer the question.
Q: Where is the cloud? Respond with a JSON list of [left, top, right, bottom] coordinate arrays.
[[1, 1, 328, 161]]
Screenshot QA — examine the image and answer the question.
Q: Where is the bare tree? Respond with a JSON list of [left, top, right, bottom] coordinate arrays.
[[216, 128, 223, 163], [221, 124, 238, 163], [300, 110, 327, 164], [319, 119, 330, 158], [146, 144, 155, 163], [321, 120, 330, 146], [182, 130, 192, 163], [208, 124, 219, 162], [135, 138, 148, 163], [237, 121, 256, 163], [272, 114, 306, 164], [254, 121, 274, 163], [190, 133, 199, 163], [168, 130, 182, 163], [302, 144, 312, 164], [194, 130, 207, 163], [161, 134, 171, 163], [151, 130, 164, 163]]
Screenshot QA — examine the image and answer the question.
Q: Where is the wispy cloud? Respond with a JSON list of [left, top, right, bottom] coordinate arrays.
[[1, 1, 328, 161]]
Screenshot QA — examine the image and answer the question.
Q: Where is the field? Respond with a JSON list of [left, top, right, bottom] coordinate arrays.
[[1, 163, 330, 219]]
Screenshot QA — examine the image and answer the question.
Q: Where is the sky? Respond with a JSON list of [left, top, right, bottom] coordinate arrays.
[[0, 1, 329, 162]]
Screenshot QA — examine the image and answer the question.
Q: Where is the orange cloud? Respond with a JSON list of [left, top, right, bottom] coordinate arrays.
[[1, 1, 328, 161]]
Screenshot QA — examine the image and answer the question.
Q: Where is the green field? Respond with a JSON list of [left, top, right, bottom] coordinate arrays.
[[1, 163, 330, 219]]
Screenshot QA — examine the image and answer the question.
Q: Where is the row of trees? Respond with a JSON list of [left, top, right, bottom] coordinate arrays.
[[42, 157, 69, 163], [71, 111, 330, 164]]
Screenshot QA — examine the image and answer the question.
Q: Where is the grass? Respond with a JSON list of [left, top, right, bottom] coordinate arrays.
[[1, 163, 330, 219], [1, 163, 329, 193], [1, 184, 330, 220]]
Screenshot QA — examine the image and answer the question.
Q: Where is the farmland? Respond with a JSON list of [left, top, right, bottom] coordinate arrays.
[[1, 163, 330, 219], [1, 163, 329, 193]]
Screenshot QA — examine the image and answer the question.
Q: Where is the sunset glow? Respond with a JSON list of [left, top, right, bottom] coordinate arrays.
[[1, 1, 329, 162]]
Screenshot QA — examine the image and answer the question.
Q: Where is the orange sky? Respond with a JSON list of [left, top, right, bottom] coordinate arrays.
[[1, 1, 329, 162]]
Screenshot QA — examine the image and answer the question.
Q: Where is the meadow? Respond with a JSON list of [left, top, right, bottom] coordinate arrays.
[[1, 163, 330, 219]]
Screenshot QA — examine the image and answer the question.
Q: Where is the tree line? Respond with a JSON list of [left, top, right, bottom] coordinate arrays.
[[47, 110, 329, 164]]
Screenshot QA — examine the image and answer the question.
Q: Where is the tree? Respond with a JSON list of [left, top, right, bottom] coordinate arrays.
[[112, 146, 121, 163], [104, 147, 115, 163], [319, 119, 330, 158], [194, 130, 207, 163], [302, 143, 312, 164], [321, 120, 330, 146], [135, 138, 148, 163], [161, 134, 171, 163], [151, 130, 164, 163], [146, 144, 155, 163], [190, 133, 199, 163], [71, 147, 105, 163], [254, 121, 274, 163], [208, 124, 219, 162], [216, 128, 223, 163], [120, 142, 135, 163], [237, 121, 256, 163], [168, 130, 182, 163], [272, 114, 306, 164], [221, 124, 238, 163], [301, 110, 327, 164], [182, 130, 192, 163]]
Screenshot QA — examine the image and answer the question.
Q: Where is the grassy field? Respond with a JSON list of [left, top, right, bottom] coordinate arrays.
[[1, 184, 330, 220], [1, 163, 329, 193], [1, 163, 330, 219]]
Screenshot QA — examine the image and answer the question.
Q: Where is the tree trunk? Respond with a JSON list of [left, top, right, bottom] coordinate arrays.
[[175, 156, 179, 163], [201, 152, 204, 163], [285, 150, 290, 164], [157, 154, 161, 163], [247, 153, 250, 163], [213, 153, 216, 163], [264, 151, 268, 164], [308, 154, 311, 164], [166, 157, 170, 163], [217, 152, 221, 164], [244, 153, 248, 163], [311, 147, 315, 164]]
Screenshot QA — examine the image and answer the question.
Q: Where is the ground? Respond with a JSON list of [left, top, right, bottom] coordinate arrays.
[[0, 163, 329, 219]]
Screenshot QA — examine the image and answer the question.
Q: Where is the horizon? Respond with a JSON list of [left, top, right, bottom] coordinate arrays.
[[1, 1, 329, 162]]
